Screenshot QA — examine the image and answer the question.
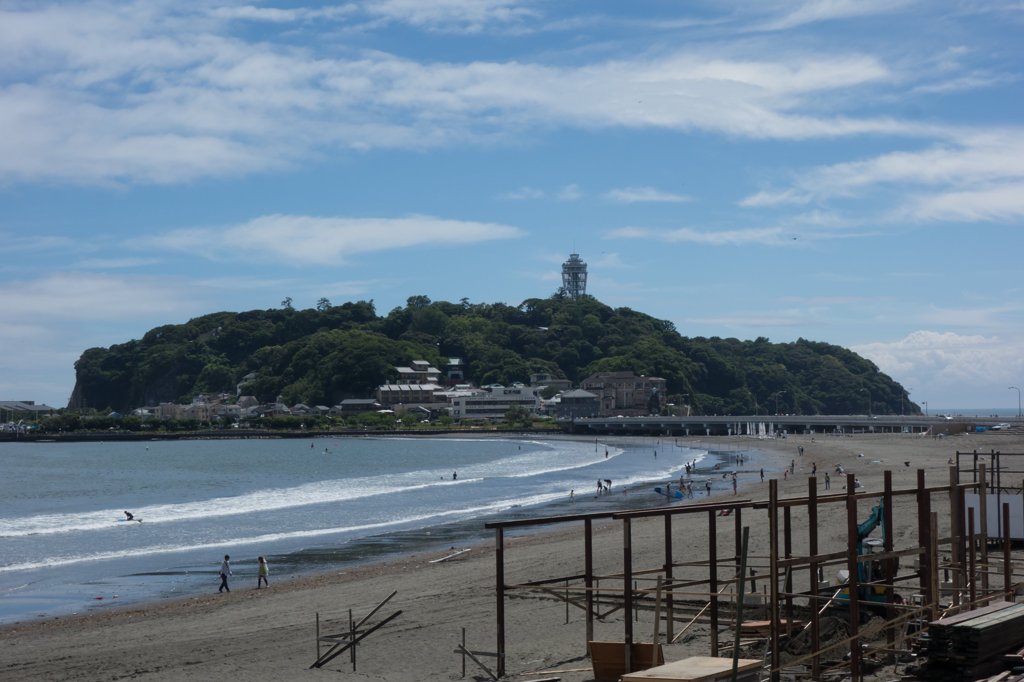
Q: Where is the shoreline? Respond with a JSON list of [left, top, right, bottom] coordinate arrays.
[[1, 434, 739, 628], [5, 431, 1022, 681], [0, 435, 762, 629]]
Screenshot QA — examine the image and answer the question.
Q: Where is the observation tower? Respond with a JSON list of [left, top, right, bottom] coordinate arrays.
[[561, 252, 588, 300]]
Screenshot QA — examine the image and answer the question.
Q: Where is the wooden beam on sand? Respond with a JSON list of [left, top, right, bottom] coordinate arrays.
[[311, 591, 401, 671], [768, 479, 780, 682], [808, 475, 821, 679]]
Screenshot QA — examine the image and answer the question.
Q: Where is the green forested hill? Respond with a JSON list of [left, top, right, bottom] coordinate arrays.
[[68, 295, 915, 416]]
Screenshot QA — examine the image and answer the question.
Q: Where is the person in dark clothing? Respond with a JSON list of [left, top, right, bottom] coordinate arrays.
[[218, 555, 232, 593]]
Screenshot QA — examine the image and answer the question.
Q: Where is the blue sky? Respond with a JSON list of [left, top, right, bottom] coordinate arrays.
[[2, 0, 1023, 411]]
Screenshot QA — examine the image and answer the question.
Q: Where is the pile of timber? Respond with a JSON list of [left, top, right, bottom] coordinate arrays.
[[921, 602, 1024, 681]]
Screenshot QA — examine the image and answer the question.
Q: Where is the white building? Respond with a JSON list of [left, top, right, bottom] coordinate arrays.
[[448, 383, 543, 421]]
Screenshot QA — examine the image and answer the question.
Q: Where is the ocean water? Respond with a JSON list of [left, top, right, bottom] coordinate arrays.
[[0, 435, 723, 624]]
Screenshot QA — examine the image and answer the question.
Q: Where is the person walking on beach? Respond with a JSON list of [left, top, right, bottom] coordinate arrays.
[[731, 474, 737, 495], [824, 472, 831, 490], [256, 556, 269, 589], [705, 480, 712, 496], [219, 555, 232, 593]]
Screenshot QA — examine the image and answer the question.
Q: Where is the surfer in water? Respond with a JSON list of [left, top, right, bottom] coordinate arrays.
[[124, 511, 134, 521]]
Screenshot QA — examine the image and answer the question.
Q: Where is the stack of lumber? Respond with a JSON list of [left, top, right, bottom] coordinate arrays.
[[921, 602, 1024, 681]]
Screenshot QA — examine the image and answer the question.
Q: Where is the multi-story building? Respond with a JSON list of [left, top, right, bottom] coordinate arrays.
[[448, 383, 543, 421], [579, 371, 667, 416], [376, 383, 442, 407], [555, 389, 600, 420], [395, 360, 442, 385]]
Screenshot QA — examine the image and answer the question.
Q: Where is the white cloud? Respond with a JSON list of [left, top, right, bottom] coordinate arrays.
[[362, 0, 541, 33], [606, 186, 691, 203], [208, 5, 355, 23], [910, 73, 1012, 95], [0, 1, 929, 186], [739, 188, 811, 207], [809, 134, 1024, 194], [898, 183, 1024, 223], [748, 130, 1024, 225], [136, 214, 524, 265], [760, 0, 914, 31], [606, 226, 786, 246], [852, 330, 1024, 407]]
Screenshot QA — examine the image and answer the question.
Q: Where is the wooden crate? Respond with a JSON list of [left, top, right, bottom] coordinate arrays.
[[588, 641, 664, 681]]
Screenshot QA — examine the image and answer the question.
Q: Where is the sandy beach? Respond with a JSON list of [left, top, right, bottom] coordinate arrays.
[[4, 429, 1023, 681]]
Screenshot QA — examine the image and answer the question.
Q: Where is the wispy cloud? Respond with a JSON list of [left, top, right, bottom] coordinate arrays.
[[2, 272, 200, 320], [685, 312, 806, 328], [897, 183, 1024, 223], [208, 5, 355, 23], [758, 0, 914, 31], [606, 226, 786, 246], [913, 303, 1024, 329], [500, 186, 545, 200], [739, 188, 811, 207], [135, 214, 525, 265], [76, 257, 161, 269], [606, 186, 691, 203], [743, 130, 1024, 225], [361, 0, 542, 33], [558, 184, 583, 201]]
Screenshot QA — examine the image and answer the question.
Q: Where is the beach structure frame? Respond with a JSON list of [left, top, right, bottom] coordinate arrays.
[[311, 589, 403, 672], [486, 459, 1024, 681]]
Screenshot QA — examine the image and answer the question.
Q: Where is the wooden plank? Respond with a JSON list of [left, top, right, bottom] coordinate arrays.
[[620, 656, 761, 681], [932, 601, 1014, 626], [429, 548, 470, 563]]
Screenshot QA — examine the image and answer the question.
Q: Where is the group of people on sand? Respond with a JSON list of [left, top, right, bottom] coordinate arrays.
[[216, 554, 270, 593]]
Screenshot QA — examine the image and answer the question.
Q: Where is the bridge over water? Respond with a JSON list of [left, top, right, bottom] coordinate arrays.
[[563, 414, 1018, 437]]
